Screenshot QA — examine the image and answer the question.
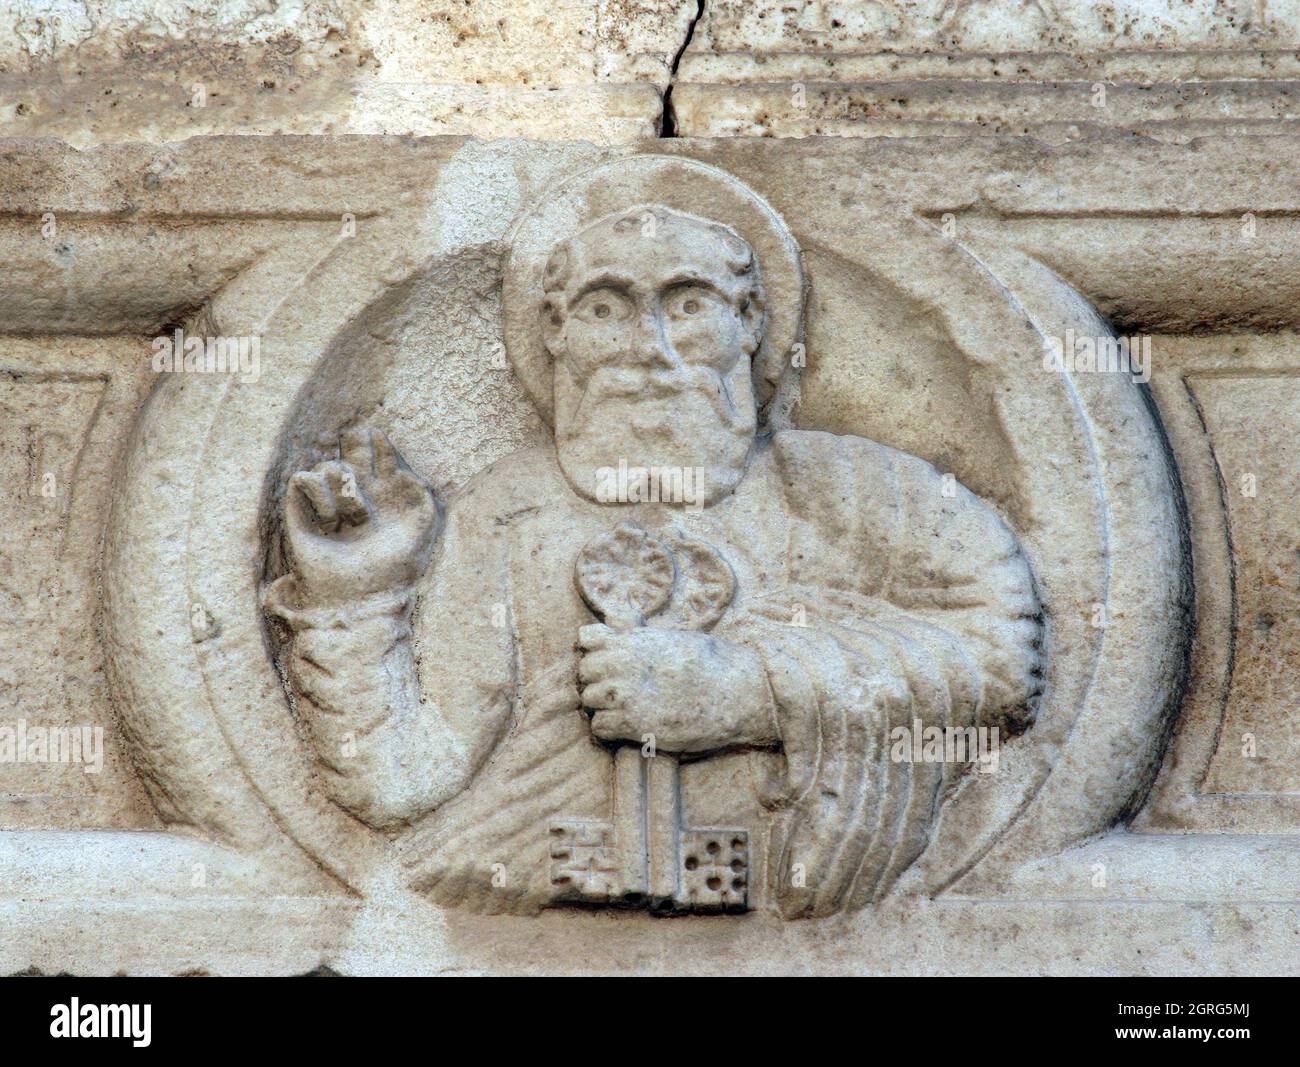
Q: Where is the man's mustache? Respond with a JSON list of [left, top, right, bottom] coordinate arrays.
[[569, 366, 751, 436], [588, 367, 704, 399]]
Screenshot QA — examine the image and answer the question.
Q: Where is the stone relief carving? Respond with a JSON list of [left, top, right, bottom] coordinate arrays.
[[261, 158, 1044, 917], [0, 130, 1232, 974], [7, 0, 1300, 983]]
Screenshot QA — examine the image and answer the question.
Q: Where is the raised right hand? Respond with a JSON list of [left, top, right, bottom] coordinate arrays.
[[282, 427, 440, 606]]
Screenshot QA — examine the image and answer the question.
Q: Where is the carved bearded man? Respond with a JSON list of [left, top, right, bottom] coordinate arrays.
[[265, 183, 1043, 918]]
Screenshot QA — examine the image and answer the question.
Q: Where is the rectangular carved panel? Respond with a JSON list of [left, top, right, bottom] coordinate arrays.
[[0, 339, 157, 830]]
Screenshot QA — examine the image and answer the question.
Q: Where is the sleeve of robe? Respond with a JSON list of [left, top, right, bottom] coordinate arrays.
[[262, 483, 516, 833], [718, 429, 1043, 918]]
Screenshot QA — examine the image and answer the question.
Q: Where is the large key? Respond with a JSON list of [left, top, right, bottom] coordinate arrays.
[[566, 523, 741, 911]]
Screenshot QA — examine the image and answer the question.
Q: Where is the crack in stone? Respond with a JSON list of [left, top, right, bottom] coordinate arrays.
[[660, 0, 705, 137]]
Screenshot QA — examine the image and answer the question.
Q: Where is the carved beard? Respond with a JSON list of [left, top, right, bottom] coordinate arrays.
[[554, 362, 757, 508]]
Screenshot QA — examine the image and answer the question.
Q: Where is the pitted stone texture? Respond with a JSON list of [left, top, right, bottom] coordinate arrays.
[[671, 0, 1300, 139], [0, 0, 697, 144]]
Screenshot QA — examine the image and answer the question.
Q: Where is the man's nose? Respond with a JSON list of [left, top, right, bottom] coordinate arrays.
[[630, 309, 680, 369]]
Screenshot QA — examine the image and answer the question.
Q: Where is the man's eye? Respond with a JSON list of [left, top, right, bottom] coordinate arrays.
[[575, 289, 631, 323], [666, 286, 717, 318]]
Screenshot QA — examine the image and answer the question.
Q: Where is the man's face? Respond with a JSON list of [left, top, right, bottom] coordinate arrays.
[[544, 210, 763, 506]]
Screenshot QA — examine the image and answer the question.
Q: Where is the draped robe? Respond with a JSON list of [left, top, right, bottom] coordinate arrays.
[[266, 429, 1042, 917]]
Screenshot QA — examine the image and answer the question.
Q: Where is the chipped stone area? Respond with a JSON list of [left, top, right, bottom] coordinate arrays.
[[0, 0, 698, 143]]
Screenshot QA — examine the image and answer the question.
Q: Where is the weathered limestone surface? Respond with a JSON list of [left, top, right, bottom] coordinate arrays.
[[3, 1, 1300, 976], [0, 0, 696, 143], [9, 1, 1300, 143], [673, 0, 1300, 138], [2, 126, 1300, 972]]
